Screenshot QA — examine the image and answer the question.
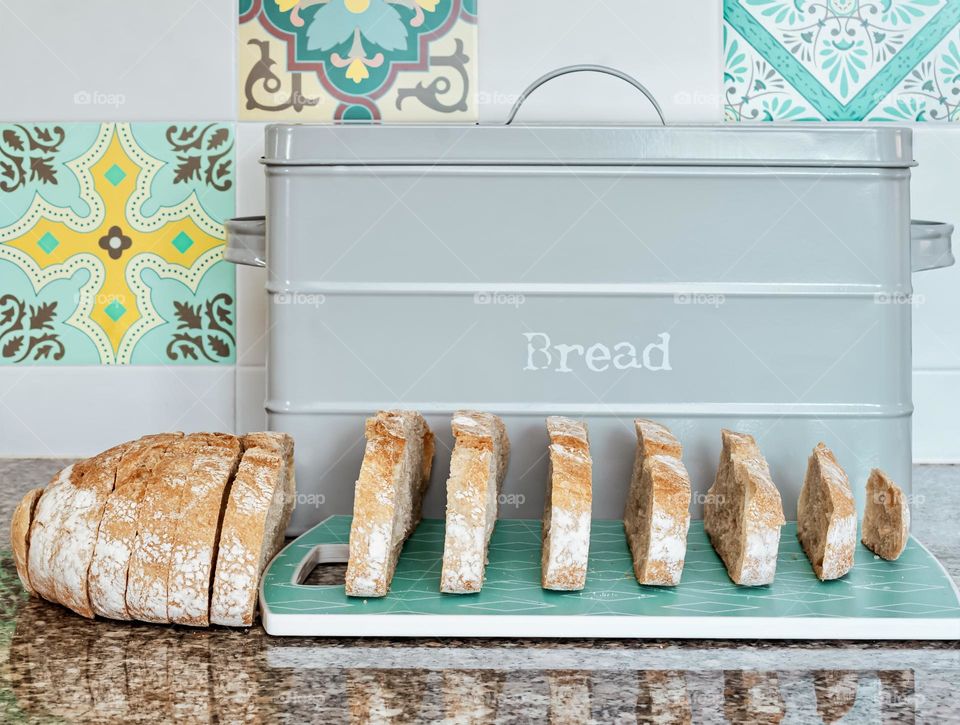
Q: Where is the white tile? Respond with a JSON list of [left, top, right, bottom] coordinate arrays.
[[236, 264, 268, 366], [236, 122, 267, 215], [0, 366, 235, 457], [477, 0, 722, 124], [913, 370, 960, 462], [911, 126, 960, 371], [234, 123, 269, 366], [0, 0, 235, 121], [236, 365, 267, 434]]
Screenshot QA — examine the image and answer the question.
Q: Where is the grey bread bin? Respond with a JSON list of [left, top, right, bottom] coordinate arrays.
[[228, 73, 954, 535]]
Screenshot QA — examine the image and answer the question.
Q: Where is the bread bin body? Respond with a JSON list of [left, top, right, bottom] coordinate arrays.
[[237, 125, 951, 535]]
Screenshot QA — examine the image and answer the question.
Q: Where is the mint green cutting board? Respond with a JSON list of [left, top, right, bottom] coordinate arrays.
[[259, 517, 960, 639]]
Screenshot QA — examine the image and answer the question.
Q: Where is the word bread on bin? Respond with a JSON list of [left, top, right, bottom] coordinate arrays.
[[11, 431, 295, 627], [623, 419, 692, 586], [797, 443, 856, 580], [861, 469, 910, 561], [541, 417, 592, 591], [703, 430, 785, 586], [440, 411, 510, 594], [345, 411, 435, 598]]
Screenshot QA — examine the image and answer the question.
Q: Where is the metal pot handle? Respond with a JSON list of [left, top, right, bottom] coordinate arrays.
[[505, 64, 666, 126], [224, 216, 266, 268], [911, 220, 954, 272]]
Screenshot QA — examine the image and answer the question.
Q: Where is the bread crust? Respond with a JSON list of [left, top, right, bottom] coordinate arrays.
[[210, 432, 294, 626], [541, 417, 592, 591], [797, 443, 856, 580], [11, 487, 44, 595], [440, 411, 510, 594], [624, 420, 691, 586], [704, 429, 785, 586], [862, 468, 910, 561], [28, 442, 130, 617], [89, 433, 183, 620], [126, 434, 207, 623], [345, 411, 434, 598], [168, 433, 243, 626]]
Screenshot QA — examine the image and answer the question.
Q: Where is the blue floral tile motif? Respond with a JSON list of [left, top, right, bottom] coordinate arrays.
[[724, 0, 960, 121], [238, 0, 478, 121], [0, 123, 236, 365]]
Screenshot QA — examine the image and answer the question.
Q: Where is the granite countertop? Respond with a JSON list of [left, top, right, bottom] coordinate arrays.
[[0, 460, 957, 723]]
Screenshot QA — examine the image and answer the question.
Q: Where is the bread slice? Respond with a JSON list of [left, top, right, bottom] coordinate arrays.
[[26, 464, 78, 606], [440, 411, 510, 594], [862, 468, 910, 560], [27, 442, 130, 617], [703, 430, 785, 585], [167, 433, 243, 626], [623, 419, 691, 586], [210, 432, 295, 626], [126, 434, 207, 623], [88, 433, 183, 620], [345, 411, 435, 598], [10, 487, 44, 595], [797, 443, 856, 580], [541, 417, 592, 591]]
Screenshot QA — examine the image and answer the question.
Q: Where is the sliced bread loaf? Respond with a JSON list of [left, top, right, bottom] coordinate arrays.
[[10, 487, 44, 595], [168, 433, 243, 626], [703, 430, 785, 586], [541, 416, 592, 591], [210, 432, 295, 626], [623, 419, 691, 586], [126, 434, 205, 623], [440, 411, 510, 594], [862, 468, 910, 560], [345, 411, 435, 598], [797, 443, 856, 580], [88, 433, 182, 620]]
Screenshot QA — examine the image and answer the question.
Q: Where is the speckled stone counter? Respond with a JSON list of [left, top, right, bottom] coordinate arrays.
[[1, 460, 957, 723]]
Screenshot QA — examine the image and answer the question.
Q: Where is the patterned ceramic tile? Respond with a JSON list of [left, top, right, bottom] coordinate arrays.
[[724, 0, 960, 121], [0, 123, 236, 365], [238, 0, 478, 121]]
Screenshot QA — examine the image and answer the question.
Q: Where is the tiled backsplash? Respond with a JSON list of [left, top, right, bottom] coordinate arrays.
[[238, 0, 478, 121], [724, 0, 960, 121], [0, 123, 236, 365], [0, 0, 958, 459]]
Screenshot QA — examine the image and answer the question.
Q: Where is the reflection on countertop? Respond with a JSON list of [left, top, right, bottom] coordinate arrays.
[[0, 461, 958, 722]]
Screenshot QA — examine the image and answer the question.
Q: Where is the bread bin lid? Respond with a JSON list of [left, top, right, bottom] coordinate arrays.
[[263, 124, 914, 169]]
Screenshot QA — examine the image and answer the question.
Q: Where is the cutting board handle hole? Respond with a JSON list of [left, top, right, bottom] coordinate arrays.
[[296, 543, 348, 586]]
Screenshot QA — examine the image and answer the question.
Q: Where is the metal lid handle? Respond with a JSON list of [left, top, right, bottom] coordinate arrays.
[[505, 64, 666, 126], [911, 219, 954, 272]]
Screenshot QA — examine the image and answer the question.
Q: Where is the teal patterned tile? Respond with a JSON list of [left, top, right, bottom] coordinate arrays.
[[724, 0, 960, 121], [238, 0, 478, 122], [0, 123, 236, 365], [262, 517, 960, 631]]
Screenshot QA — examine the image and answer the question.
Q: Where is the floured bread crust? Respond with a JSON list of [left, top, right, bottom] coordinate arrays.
[[28, 442, 131, 618], [126, 435, 206, 623], [210, 432, 294, 627], [168, 433, 243, 626], [624, 419, 691, 586], [89, 433, 183, 620], [345, 411, 435, 598], [862, 468, 910, 561], [11, 487, 44, 595], [541, 417, 592, 591], [704, 430, 785, 586], [27, 465, 79, 607], [440, 411, 510, 594], [797, 443, 856, 580]]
